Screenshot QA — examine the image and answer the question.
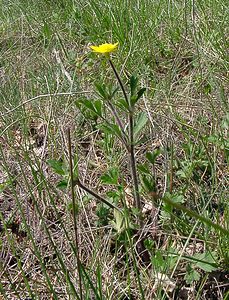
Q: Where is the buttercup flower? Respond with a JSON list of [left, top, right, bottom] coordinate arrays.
[[90, 42, 119, 57]]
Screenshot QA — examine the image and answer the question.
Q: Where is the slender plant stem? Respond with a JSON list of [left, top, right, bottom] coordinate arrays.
[[169, 140, 174, 194], [67, 128, 83, 300], [109, 59, 129, 105], [106, 99, 129, 149], [109, 59, 142, 212], [128, 112, 142, 211]]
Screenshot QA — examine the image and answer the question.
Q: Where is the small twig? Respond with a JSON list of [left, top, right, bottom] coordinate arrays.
[[67, 128, 83, 300]]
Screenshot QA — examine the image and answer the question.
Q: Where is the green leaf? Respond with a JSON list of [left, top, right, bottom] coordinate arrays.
[[109, 86, 119, 98], [130, 87, 146, 107], [151, 250, 165, 270], [43, 22, 51, 40], [100, 168, 119, 185], [137, 87, 146, 101], [115, 98, 129, 112], [67, 202, 79, 214], [94, 100, 103, 117], [164, 192, 185, 204], [133, 112, 148, 142], [98, 123, 122, 139], [47, 159, 65, 176], [171, 194, 185, 204], [82, 99, 94, 110], [96, 204, 110, 226], [112, 210, 125, 233], [95, 83, 108, 99], [0, 180, 11, 193], [78, 99, 103, 118], [194, 252, 218, 272], [138, 163, 150, 174], [129, 75, 146, 107], [129, 75, 138, 96], [141, 175, 156, 193], [146, 149, 161, 165], [162, 196, 229, 237], [184, 265, 200, 284], [56, 180, 68, 190]]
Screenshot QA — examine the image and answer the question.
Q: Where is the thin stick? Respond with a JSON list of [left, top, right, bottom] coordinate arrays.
[[67, 128, 83, 300]]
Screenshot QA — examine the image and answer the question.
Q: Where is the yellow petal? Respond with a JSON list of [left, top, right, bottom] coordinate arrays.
[[90, 42, 119, 55]]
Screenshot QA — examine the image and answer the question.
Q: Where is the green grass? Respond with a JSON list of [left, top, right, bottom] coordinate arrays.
[[0, 0, 228, 299]]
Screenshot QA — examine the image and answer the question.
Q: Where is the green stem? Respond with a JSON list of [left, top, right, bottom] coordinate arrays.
[[129, 112, 142, 211], [109, 59, 142, 213], [109, 59, 129, 105], [106, 99, 129, 149]]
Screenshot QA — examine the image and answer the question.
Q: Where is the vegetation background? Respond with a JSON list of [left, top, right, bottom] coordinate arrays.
[[0, 0, 228, 299]]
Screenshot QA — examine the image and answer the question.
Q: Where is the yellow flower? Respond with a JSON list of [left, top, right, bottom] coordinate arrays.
[[90, 42, 119, 57]]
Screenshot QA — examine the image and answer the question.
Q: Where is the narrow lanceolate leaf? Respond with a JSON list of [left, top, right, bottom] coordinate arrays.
[[81, 99, 94, 110], [80, 99, 103, 117], [95, 83, 108, 99], [56, 180, 68, 190], [115, 98, 130, 112], [194, 252, 218, 272], [130, 87, 146, 107], [137, 87, 146, 101], [93, 100, 103, 117], [133, 111, 148, 142], [129, 75, 138, 96]]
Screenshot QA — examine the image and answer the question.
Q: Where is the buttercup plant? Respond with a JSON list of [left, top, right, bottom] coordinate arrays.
[[2, 3, 228, 298]]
